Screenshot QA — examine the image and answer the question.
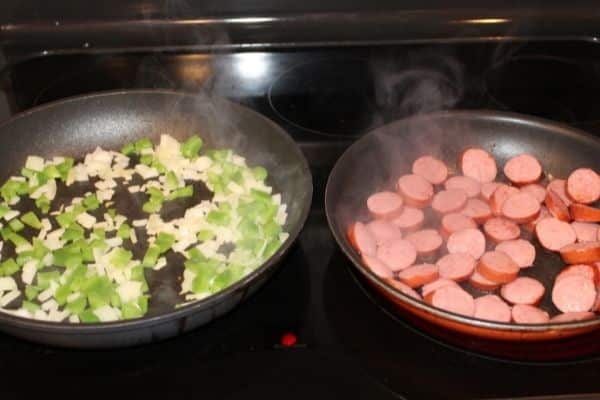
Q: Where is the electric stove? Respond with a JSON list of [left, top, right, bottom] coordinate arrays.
[[2, 4, 600, 399]]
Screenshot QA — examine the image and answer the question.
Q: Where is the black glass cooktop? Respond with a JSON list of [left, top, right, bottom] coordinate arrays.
[[2, 41, 600, 399]]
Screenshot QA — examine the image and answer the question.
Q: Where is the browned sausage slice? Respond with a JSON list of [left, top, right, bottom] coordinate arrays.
[[490, 184, 520, 216], [520, 183, 547, 203], [469, 269, 501, 291], [391, 206, 425, 231], [478, 251, 519, 284], [376, 238, 417, 271], [412, 155, 448, 185], [405, 229, 443, 258], [481, 182, 501, 201], [501, 192, 541, 224], [572, 221, 600, 242], [361, 254, 394, 278], [483, 217, 520, 243], [421, 278, 460, 301], [445, 176, 481, 198], [569, 203, 600, 223], [431, 189, 468, 214], [447, 228, 486, 260], [512, 304, 550, 324], [429, 285, 475, 317], [495, 239, 536, 268], [384, 278, 422, 300], [474, 294, 512, 323], [397, 263, 439, 288], [367, 191, 404, 219], [550, 311, 596, 323], [440, 212, 477, 238], [436, 253, 476, 282], [347, 222, 377, 256], [366, 219, 403, 247], [559, 241, 600, 264], [535, 217, 576, 251], [500, 277, 545, 305], [545, 188, 571, 222], [503, 154, 543, 185], [547, 179, 572, 206], [459, 148, 497, 183], [397, 174, 434, 208], [566, 168, 600, 204], [460, 198, 492, 224], [552, 274, 597, 313]]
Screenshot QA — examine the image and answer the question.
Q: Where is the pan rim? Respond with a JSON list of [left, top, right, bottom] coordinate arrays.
[[0, 89, 313, 333], [325, 109, 600, 334]]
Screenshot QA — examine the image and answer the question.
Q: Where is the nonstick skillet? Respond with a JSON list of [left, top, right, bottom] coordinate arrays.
[[0, 90, 312, 348], [325, 110, 600, 359]]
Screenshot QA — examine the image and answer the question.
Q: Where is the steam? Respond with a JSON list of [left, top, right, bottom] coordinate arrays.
[[334, 49, 467, 228]]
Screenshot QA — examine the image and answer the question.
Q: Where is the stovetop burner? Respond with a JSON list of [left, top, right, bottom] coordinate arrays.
[[3, 41, 600, 399]]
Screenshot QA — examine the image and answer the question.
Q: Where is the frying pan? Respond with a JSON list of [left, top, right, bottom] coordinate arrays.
[[0, 90, 312, 348], [325, 110, 600, 348]]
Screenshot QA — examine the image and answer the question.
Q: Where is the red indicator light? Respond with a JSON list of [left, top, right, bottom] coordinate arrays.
[[280, 332, 297, 347]]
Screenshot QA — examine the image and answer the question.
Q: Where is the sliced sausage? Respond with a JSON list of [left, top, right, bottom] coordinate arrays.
[[545, 188, 571, 222], [547, 179, 572, 206], [447, 228, 486, 260], [421, 278, 460, 302], [523, 205, 550, 232], [460, 198, 492, 224], [459, 148, 497, 183], [474, 294, 512, 323], [391, 206, 425, 231], [440, 212, 477, 238], [535, 217, 576, 251], [385, 278, 422, 300], [361, 254, 394, 278], [495, 239, 536, 268], [500, 277, 545, 305], [572, 221, 600, 242], [478, 251, 519, 284], [501, 192, 541, 224], [550, 311, 596, 323], [412, 155, 448, 185], [366, 219, 403, 247], [376, 238, 417, 272], [566, 168, 600, 204], [367, 191, 403, 219], [397, 263, 439, 288], [481, 182, 501, 201], [436, 253, 476, 282], [347, 222, 377, 256], [397, 174, 434, 208], [431, 189, 468, 215], [559, 241, 600, 264], [445, 176, 481, 198], [469, 269, 501, 291], [483, 217, 520, 243], [429, 285, 475, 317], [556, 264, 598, 286], [512, 304, 550, 324], [520, 183, 546, 204], [405, 229, 443, 258], [503, 154, 543, 185], [552, 274, 597, 313], [569, 203, 600, 223], [490, 184, 520, 216]]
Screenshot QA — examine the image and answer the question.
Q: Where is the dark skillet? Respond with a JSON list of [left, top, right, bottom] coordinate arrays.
[[0, 90, 312, 348], [325, 110, 600, 349]]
